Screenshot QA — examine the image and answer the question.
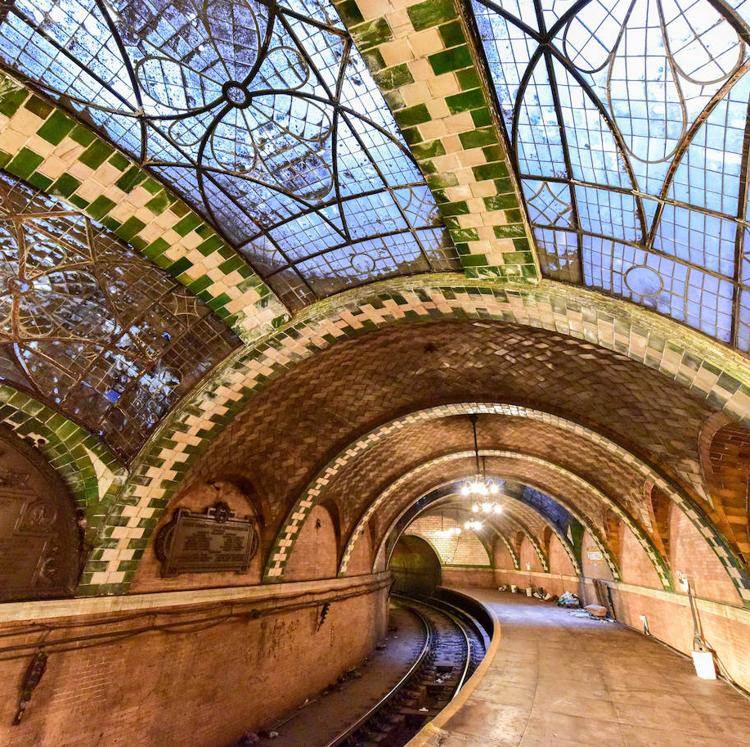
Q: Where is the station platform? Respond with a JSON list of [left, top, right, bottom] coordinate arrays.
[[411, 590, 750, 747]]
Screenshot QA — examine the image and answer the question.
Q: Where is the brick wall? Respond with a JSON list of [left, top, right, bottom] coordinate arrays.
[[441, 567, 495, 588], [406, 515, 490, 566], [519, 536, 543, 572], [283, 505, 339, 582], [581, 530, 614, 582], [346, 524, 373, 575], [0, 582, 388, 746], [493, 541, 514, 569], [607, 585, 750, 691], [669, 504, 741, 605], [548, 534, 576, 577], [493, 535, 578, 596], [618, 524, 662, 589], [494, 570, 579, 597]]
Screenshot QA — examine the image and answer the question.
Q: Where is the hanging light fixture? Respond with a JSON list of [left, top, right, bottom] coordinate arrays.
[[461, 414, 504, 514], [464, 520, 484, 531]]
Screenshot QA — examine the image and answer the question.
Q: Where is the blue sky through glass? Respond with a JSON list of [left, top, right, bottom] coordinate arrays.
[[0, 0, 457, 307], [472, 0, 750, 351]]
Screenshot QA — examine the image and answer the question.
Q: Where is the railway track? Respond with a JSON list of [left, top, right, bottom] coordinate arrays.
[[323, 593, 489, 747]]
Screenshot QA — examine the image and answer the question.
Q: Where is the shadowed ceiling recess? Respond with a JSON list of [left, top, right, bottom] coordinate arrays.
[[0, 0, 460, 308], [469, 0, 750, 351]]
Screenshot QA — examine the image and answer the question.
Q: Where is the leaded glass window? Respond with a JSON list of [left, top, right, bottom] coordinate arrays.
[[0, 0, 458, 308], [471, 0, 750, 351], [0, 170, 238, 460]]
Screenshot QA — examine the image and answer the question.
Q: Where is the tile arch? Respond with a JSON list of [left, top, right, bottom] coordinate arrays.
[[96, 274, 750, 594], [341, 452, 618, 583]]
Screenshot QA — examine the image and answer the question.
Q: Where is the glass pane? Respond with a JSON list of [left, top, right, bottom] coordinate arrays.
[[0, 0, 459, 306], [473, 0, 750, 350], [0, 169, 238, 460]]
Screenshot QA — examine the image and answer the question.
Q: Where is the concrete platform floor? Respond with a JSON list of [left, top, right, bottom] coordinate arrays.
[[429, 590, 750, 747]]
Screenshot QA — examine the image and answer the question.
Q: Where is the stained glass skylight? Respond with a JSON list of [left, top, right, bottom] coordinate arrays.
[[0, 169, 238, 461], [471, 0, 750, 351], [0, 0, 458, 308]]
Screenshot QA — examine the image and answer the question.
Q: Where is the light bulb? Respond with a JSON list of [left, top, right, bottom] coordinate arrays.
[[461, 484, 470, 496], [490, 482, 499, 495], [472, 503, 479, 513], [494, 504, 503, 514], [482, 502, 491, 513]]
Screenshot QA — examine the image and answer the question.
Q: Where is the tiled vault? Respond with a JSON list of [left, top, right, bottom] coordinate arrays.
[[129, 318, 750, 600]]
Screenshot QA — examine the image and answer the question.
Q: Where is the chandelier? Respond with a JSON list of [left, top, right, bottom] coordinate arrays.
[[460, 414, 504, 514], [464, 520, 484, 531]]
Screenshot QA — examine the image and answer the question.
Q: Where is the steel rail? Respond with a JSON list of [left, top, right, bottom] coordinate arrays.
[[323, 602, 433, 747], [402, 596, 474, 697]]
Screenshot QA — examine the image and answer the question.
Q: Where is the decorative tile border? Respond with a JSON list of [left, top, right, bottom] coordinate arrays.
[[90, 274, 750, 595], [0, 384, 128, 592], [0, 73, 288, 341], [286, 430, 627, 584], [338, 0, 538, 282], [493, 527, 520, 570], [492, 509, 549, 572]]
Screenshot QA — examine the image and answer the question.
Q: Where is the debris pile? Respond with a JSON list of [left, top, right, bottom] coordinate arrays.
[[556, 591, 581, 608]]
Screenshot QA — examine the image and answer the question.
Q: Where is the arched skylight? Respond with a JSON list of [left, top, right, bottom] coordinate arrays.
[[0, 169, 237, 460], [0, 0, 458, 308], [471, 0, 750, 352]]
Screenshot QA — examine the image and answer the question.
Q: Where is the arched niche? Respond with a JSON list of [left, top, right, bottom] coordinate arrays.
[[0, 426, 80, 601]]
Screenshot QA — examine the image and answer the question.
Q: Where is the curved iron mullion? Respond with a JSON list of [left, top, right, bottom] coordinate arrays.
[[1, 6, 137, 115], [731, 96, 750, 347], [522, 172, 746, 222], [646, 66, 750, 252], [261, 0, 349, 39], [543, 43, 648, 244], [195, 151, 317, 299], [187, 10, 315, 299], [474, 0, 647, 242], [330, 37, 353, 244], [277, 12, 438, 272], [93, 0, 148, 164], [529, 224, 744, 287], [490, 507, 549, 571], [264, 227, 438, 272], [238, 180, 430, 244], [534, 11, 584, 281]]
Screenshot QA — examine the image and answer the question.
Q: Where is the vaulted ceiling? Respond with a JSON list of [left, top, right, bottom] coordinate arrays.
[[1, 0, 750, 598]]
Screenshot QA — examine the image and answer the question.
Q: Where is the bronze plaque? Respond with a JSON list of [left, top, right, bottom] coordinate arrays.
[[155, 501, 258, 577], [0, 428, 79, 601]]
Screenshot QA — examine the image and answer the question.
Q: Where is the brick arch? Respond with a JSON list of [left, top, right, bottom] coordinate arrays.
[[405, 512, 492, 567], [645, 481, 672, 560], [384, 487, 581, 578], [0, 385, 127, 593], [338, 453, 615, 580], [0, 424, 82, 601], [268, 401, 719, 589], [100, 277, 750, 593], [699, 412, 750, 563]]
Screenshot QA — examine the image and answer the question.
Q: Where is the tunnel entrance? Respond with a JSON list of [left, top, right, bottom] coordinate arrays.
[[389, 534, 442, 597]]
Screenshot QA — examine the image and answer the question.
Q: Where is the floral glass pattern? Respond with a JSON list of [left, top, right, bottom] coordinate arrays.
[[0, 170, 238, 460], [0, 0, 457, 308], [471, 0, 750, 351]]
